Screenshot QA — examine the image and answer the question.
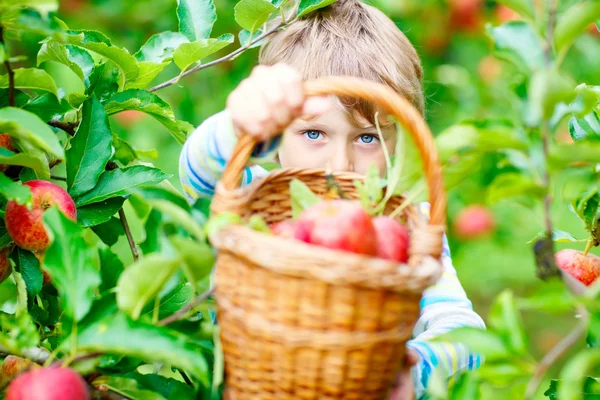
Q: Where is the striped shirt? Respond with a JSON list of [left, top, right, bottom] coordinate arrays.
[[179, 111, 485, 398]]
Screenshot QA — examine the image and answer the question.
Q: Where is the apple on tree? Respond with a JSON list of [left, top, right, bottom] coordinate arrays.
[[555, 249, 600, 286], [453, 205, 495, 240], [0, 246, 13, 284], [0, 356, 40, 389], [6, 367, 89, 400], [5, 180, 77, 252]]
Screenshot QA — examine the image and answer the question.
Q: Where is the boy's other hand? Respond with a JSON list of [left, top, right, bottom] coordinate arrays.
[[389, 349, 418, 400], [227, 63, 330, 141]]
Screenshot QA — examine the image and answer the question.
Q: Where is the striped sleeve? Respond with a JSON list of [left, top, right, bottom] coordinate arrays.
[[407, 203, 485, 399], [179, 110, 280, 203]]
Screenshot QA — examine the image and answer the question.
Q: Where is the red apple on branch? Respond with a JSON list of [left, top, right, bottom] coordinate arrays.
[[555, 249, 600, 286], [0, 356, 40, 389], [453, 205, 495, 240], [0, 247, 13, 284], [5, 180, 77, 252], [6, 367, 89, 400]]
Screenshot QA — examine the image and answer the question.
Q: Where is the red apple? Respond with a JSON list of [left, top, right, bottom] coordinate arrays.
[[0, 133, 16, 173], [478, 56, 502, 83], [0, 247, 13, 284], [448, 0, 484, 33], [296, 200, 377, 256], [555, 249, 600, 286], [372, 216, 411, 263], [114, 110, 146, 127], [453, 205, 495, 240], [495, 5, 521, 23], [6, 367, 89, 400], [33, 252, 52, 286], [5, 180, 77, 252], [270, 220, 310, 242], [0, 356, 39, 388]]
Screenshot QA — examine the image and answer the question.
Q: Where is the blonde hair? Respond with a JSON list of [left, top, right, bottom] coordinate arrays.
[[259, 0, 425, 125]]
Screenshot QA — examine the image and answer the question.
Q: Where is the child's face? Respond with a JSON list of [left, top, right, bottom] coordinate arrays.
[[278, 97, 396, 176]]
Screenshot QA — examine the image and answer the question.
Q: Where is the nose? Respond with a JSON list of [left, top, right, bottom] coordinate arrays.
[[326, 147, 353, 172]]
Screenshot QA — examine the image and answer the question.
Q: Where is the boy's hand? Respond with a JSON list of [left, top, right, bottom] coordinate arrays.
[[389, 349, 419, 400], [226, 63, 330, 141]]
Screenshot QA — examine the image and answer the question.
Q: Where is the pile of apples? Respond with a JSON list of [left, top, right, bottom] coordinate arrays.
[[270, 200, 411, 263]]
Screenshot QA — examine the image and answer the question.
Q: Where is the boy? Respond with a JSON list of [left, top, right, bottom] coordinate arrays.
[[179, 0, 485, 398]]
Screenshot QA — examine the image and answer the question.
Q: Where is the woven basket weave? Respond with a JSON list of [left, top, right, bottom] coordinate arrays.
[[210, 76, 446, 400]]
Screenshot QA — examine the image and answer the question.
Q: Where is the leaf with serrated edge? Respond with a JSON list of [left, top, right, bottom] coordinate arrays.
[[66, 96, 113, 198], [75, 166, 171, 207], [234, 0, 277, 32], [173, 34, 234, 72], [0, 68, 58, 97], [177, 0, 216, 41]]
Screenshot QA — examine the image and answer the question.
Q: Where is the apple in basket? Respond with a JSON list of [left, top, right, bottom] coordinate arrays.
[[270, 200, 410, 262]]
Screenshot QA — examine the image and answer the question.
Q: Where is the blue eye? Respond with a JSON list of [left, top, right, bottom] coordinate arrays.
[[359, 134, 377, 144], [304, 130, 323, 140]]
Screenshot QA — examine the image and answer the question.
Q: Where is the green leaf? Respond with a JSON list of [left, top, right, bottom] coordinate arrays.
[[143, 282, 194, 320], [433, 327, 512, 362], [0, 147, 47, 173], [173, 34, 234, 72], [239, 29, 264, 48], [527, 229, 580, 244], [147, 199, 205, 240], [205, 212, 242, 238], [234, 0, 277, 32], [103, 89, 192, 144], [125, 61, 170, 90], [486, 173, 545, 204], [587, 313, 600, 349], [550, 141, 600, 166], [555, 1, 600, 55], [0, 68, 58, 97], [76, 312, 209, 383], [135, 31, 189, 63], [140, 210, 163, 255], [9, 249, 43, 309], [87, 62, 120, 102], [436, 124, 529, 161], [0, 107, 64, 159], [91, 216, 125, 247], [558, 350, 600, 400], [98, 247, 125, 293], [65, 30, 139, 84], [0, 311, 40, 355], [3, 0, 59, 14], [528, 70, 576, 126], [487, 290, 528, 356], [66, 96, 113, 198], [487, 22, 545, 73], [545, 377, 600, 400], [0, 89, 29, 108], [169, 236, 215, 290], [290, 178, 320, 219], [449, 372, 481, 400], [177, 0, 217, 41], [132, 186, 190, 212], [75, 166, 171, 207], [78, 197, 127, 227], [569, 112, 600, 142], [495, 0, 534, 20], [22, 93, 73, 122], [116, 254, 181, 319], [576, 191, 600, 233], [90, 375, 167, 400], [122, 372, 195, 399], [297, 0, 337, 18], [0, 174, 32, 206], [43, 207, 101, 321], [37, 42, 95, 85]]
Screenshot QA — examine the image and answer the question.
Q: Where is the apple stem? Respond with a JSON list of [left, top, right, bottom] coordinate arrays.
[[584, 239, 594, 257], [178, 369, 194, 386]]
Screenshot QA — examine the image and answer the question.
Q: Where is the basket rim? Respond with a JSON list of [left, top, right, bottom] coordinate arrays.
[[211, 225, 443, 293]]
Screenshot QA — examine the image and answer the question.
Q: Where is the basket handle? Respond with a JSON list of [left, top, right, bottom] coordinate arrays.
[[219, 76, 446, 227]]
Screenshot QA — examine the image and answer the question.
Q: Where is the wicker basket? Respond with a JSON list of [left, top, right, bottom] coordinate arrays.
[[209, 76, 446, 400]]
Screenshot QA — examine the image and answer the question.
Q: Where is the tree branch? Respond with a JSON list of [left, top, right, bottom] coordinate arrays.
[[158, 286, 215, 326], [149, 21, 286, 92], [0, 26, 15, 107], [525, 308, 589, 399], [48, 120, 78, 136], [119, 208, 139, 262]]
